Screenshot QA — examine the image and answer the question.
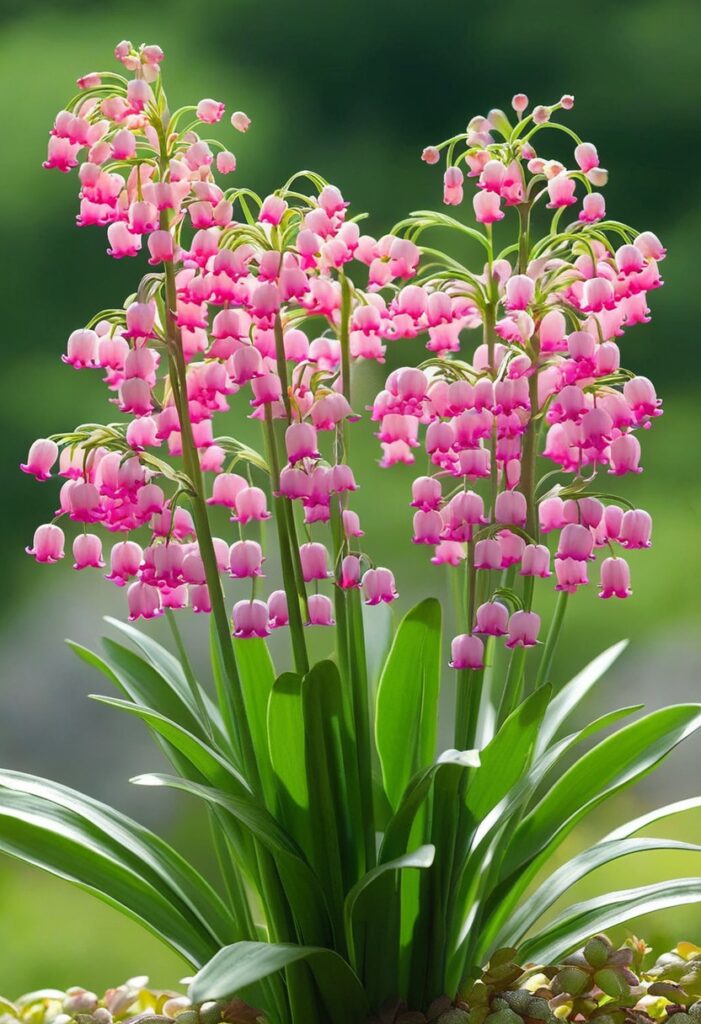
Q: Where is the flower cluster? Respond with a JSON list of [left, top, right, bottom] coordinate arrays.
[[26, 40, 423, 638], [373, 93, 664, 667]]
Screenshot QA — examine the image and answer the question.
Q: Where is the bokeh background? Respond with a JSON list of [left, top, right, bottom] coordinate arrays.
[[1, 0, 700, 996]]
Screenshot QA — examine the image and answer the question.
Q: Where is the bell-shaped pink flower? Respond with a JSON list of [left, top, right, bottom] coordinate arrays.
[[520, 543, 551, 578], [340, 555, 361, 589], [599, 557, 632, 599], [191, 585, 212, 614], [299, 542, 330, 581], [259, 195, 287, 226], [362, 567, 398, 605], [229, 540, 264, 578], [450, 634, 485, 670], [285, 422, 320, 464], [495, 490, 527, 527], [474, 538, 502, 571], [498, 530, 525, 568], [443, 166, 464, 206], [504, 274, 535, 311], [579, 192, 606, 223], [21, 439, 59, 481], [619, 508, 652, 549], [231, 110, 251, 132], [343, 509, 364, 538], [105, 541, 142, 585], [196, 98, 225, 123], [546, 173, 576, 208], [473, 190, 504, 223], [411, 476, 442, 511], [556, 523, 594, 561], [233, 486, 271, 524], [474, 601, 509, 637], [268, 590, 289, 628], [306, 593, 335, 627], [127, 581, 163, 620], [73, 533, 105, 570], [413, 509, 443, 545], [555, 557, 589, 592], [505, 610, 540, 648], [609, 433, 642, 476], [233, 599, 270, 638], [207, 473, 248, 508], [27, 523, 65, 564], [63, 329, 99, 368]]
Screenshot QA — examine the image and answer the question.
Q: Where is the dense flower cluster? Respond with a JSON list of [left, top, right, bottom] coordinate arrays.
[[372, 92, 664, 666], [25, 40, 430, 636]]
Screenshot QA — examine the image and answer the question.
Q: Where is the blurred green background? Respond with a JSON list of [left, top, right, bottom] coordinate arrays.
[[1, 0, 701, 997]]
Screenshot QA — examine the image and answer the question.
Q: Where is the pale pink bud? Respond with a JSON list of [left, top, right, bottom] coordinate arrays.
[[623, 376, 661, 420], [511, 93, 529, 113], [505, 610, 540, 648], [126, 79, 151, 112], [443, 166, 464, 206], [307, 593, 335, 627], [342, 509, 364, 538], [21, 439, 59, 480], [450, 634, 485, 670], [362, 567, 398, 605], [229, 540, 264, 578], [474, 601, 509, 636], [599, 557, 632, 599], [231, 110, 251, 133], [574, 142, 599, 173], [267, 590, 289, 628], [421, 146, 440, 164], [216, 150, 237, 174], [27, 523, 65, 563], [73, 533, 104, 570], [233, 599, 270, 638]]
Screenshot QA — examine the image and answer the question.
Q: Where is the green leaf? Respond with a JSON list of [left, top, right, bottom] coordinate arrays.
[[603, 796, 701, 842], [535, 640, 628, 756], [503, 703, 701, 879], [90, 695, 249, 795], [234, 637, 277, 809], [497, 837, 701, 948], [520, 878, 701, 964], [0, 769, 235, 949], [375, 599, 442, 810], [0, 788, 216, 966], [267, 672, 311, 859], [344, 845, 435, 964], [134, 773, 332, 947], [189, 942, 368, 1024], [465, 686, 551, 821]]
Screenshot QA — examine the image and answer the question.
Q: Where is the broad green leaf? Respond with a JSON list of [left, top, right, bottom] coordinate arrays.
[[496, 836, 701, 948], [0, 770, 235, 949], [344, 845, 435, 964], [535, 640, 628, 756], [90, 695, 249, 795], [465, 686, 551, 821], [267, 672, 311, 859], [503, 704, 701, 879], [0, 789, 216, 966], [375, 599, 442, 810], [189, 941, 368, 1024], [234, 637, 277, 809], [134, 773, 332, 947], [521, 878, 701, 964]]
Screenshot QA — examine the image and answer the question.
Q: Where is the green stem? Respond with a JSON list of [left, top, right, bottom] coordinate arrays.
[[534, 590, 568, 689], [165, 608, 212, 739]]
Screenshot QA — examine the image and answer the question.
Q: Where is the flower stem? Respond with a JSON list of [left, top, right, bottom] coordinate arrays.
[[534, 590, 568, 689]]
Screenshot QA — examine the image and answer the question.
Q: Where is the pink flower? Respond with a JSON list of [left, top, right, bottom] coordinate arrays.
[[107, 222, 141, 258], [511, 93, 529, 114], [520, 543, 551, 578], [574, 142, 599, 173], [73, 533, 104, 570], [21, 439, 59, 481], [285, 422, 320, 463], [609, 433, 642, 475], [231, 110, 251, 132], [196, 98, 225, 124], [473, 190, 504, 223], [422, 146, 440, 164], [362, 567, 398, 605], [299, 542, 330, 581], [443, 166, 464, 206], [207, 473, 248, 508], [268, 590, 289, 628], [342, 509, 364, 538], [546, 173, 576, 208], [450, 634, 485, 670], [505, 274, 535, 310], [26, 524, 65, 563], [579, 192, 606, 223], [340, 555, 361, 589], [505, 610, 540, 648], [619, 508, 652, 549], [191, 585, 212, 614], [555, 557, 589, 593], [63, 329, 99, 368], [233, 599, 270, 638], [105, 541, 143, 585], [259, 195, 287, 225], [411, 476, 442, 511], [474, 538, 502, 571], [229, 540, 264, 578], [216, 150, 237, 175], [599, 557, 632, 599], [127, 581, 163, 620], [556, 523, 594, 561], [413, 509, 443, 545], [306, 593, 335, 627], [148, 230, 175, 264], [474, 601, 509, 637], [233, 486, 271, 524], [495, 490, 527, 527]]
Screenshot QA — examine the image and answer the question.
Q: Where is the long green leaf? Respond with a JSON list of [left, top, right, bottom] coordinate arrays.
[[0, 770, 235, 948], [375, 599, 442, 810], [189, 941, 368, 1024], [134, 773, 333, 947], [234, 638, 277, 809], [0, 790, 216, 965], [496, 837, 701, 948], [90, 695, 249, 794], [521, 878, 701, 963], [267, 672, 311, 860], [603, 796, 701, 842], [535, 640, 628, 756]]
